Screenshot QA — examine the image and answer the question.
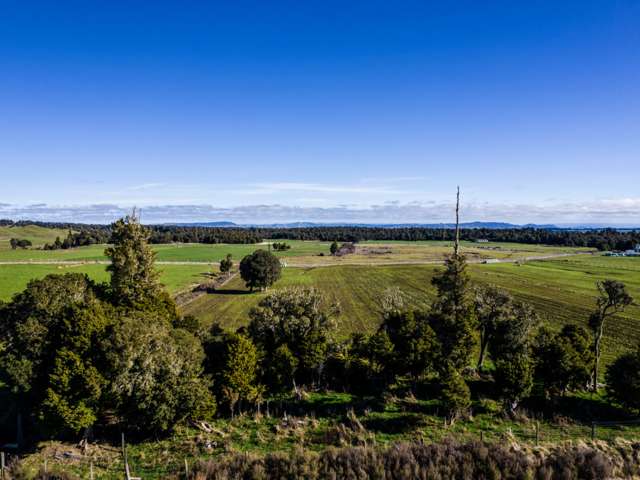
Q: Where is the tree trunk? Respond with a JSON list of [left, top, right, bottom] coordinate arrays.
[[477, 332, 488, 371], [593, 323, 604, 392]]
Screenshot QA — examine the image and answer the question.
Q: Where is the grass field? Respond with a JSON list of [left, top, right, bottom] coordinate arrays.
[[0, 238, 592, 262], [0, 263, 211, 301], [182, 255, 640, 368], [0, 225, 71, 250]]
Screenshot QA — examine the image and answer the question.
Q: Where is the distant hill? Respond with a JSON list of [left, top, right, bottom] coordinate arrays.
[[172, 221, 560, 229]]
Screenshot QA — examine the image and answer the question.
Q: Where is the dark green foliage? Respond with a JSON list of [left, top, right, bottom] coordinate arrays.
[[430, 254, 476, 372], [330, 240, 339, 255], [173, 314, 200, 334], [6, 218, 640, 250], [203, 327, 263, 414], [239, 250, 282, 291], [606, 345, 640, 412], [248, 287, 338, 390], [494, 353, 533, 412], [267, 344, 298, 393], [473, 285, 512, 370], [439, 363, 471, 423], [588, 279, 633, 390], [533, 324, 594, 398], [0, 273, 111, 434], [219, 253, 233, 273], [488, 301, 538, 412], [379, 310, 437, 384], [9, 238, 32, 249], [105, 317, 215, 433], [105, 214, 163, 308], [271, 242, 291, 251]]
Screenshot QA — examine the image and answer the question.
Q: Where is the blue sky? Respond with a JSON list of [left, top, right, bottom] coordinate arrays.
[[1, 1, 639, 224]]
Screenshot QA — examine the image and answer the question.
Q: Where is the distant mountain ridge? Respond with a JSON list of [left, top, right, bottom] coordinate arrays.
[[171, 221, 560, 229]]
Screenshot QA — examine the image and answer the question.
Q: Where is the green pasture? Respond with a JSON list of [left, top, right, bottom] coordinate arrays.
[[0, 263, 210, 301], [0, 225, 70, 250], [183, 255, 640, 367]]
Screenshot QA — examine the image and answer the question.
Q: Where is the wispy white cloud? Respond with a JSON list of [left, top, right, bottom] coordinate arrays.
[[0, 198, 639, 225], [126, 183, 167, 191], [239, 182, 409, 195]]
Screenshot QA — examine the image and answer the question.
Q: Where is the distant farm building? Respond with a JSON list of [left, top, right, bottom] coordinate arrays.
[[605, 244, 640, 257], [475, 239, 489, 243]]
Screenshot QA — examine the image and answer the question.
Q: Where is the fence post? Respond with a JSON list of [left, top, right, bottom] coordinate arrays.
[[1, 452, 5, 480], [591, 422, 596, 440], [184, 458, 190, 478], [122, 432, 131, 480], [535, 420, 539, 446], [90, 461, 94, 480]]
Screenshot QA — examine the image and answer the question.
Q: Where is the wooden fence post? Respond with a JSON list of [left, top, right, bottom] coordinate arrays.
[[1, 452, 5, 480], [122, 432, 131, 480], [535, 421, 540, 446], [184, 458, 190, 478]]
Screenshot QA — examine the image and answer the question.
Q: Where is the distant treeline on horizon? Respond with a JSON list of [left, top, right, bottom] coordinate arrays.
[[1, 219, 639, 252]]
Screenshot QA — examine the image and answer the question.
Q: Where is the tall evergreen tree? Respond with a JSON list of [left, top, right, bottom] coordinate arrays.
[[429, 187, 476, 373], [430, 254, 476, 372], [105, 213, 162, 307]]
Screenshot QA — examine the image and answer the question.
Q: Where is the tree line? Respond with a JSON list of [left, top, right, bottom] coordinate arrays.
[[2, 219, 639, 250], [0, 215, 638, 446]]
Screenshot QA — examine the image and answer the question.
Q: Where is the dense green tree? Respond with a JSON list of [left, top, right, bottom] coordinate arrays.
[[219, 333, 263, 415], [248, 287, 338, 388], [267, 344, 298, 394], [239, 250, 282, 291], [490, 302, 538, 412], [9, 238, 31, 249], [588, 280, 633, 391], [494, 353, 533, 413], [330, 241, 339, 255], [219, 253, 233, 274], [105, 317, 215, 433], [381, 310, 438, 385], [533, 325, 594, 398], [105, 213, 163, 308], [439, 364, 471, 425], [473, 285, 512, 371], [0, 273, 111, 435], [606, 346, 640, 412], [429, 254, 476, 372]]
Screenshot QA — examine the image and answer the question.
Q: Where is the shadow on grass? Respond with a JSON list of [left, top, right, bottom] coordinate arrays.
[[362, 413, 426, 434], [210, 289, 252, 295]]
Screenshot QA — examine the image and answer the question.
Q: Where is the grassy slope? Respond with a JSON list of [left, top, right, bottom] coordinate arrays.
[[0, 225, 70, 250], [183, 255, 640, 366]]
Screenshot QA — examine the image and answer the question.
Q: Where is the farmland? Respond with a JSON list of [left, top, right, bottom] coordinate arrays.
[[1, 231, 638, 367], [182, 255, 640, 367], [0, 263, 212, 301]]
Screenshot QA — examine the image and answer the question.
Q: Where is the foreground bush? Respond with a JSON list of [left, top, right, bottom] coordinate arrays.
[[192, 439, 640, 480]]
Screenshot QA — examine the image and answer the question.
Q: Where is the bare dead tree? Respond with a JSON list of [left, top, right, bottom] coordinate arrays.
[[454, 186, 460, 257]]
